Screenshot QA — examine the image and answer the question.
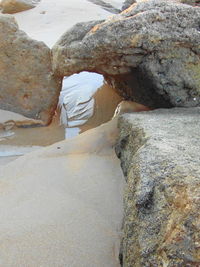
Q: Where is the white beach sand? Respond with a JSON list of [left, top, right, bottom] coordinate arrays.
[[13, 0, 124, 47]]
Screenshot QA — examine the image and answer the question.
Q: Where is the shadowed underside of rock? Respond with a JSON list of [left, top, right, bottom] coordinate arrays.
[[121, 0, 136, 11], [116, 107, 200, 266], [53, 0, 200, 109], [0, 15, 61, 125], [180, 0, 200, 6]]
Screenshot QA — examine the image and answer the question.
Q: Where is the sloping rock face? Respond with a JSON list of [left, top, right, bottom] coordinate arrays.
[[0, 0, 40, 14], [53, 0, 200, 109], [116, 107, 200, 266], [0, 15, 61, 125]]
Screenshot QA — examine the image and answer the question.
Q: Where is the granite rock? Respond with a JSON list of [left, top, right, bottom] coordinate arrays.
[[116, 107, 200, 266], [0, 0, 40, 14], [0, 14, 61, 124]]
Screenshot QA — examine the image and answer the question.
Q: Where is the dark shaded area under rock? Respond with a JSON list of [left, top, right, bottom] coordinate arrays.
[[121, 0, 136, 11]]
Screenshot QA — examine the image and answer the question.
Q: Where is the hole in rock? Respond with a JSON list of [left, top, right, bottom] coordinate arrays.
[[0, 71, 123, 165], [58, 71, 123, 139]]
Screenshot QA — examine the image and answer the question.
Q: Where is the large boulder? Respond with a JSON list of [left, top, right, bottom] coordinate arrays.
[[0, 0, 40, 14], [0, 15, 61, 125], [116, 107, 200, 266], [53, 0, 200, 109]]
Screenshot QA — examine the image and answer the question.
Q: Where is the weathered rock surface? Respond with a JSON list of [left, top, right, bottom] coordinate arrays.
[[0, 0, 40, 14], [116, 107, 200, 266], [53, 0, 200, 109], [0, 15, 61, 124], [121, 0, 136, 10], [123, 0, 200, 8]]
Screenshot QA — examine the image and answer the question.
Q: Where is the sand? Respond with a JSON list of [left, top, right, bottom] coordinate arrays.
[[13, 0, 124, 47], [0, 109, 43, 127], [0, 119, 124, 266], [0, 111, 64, 147], [0, 110, 65, 165], [80, 82, 123, 133]]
